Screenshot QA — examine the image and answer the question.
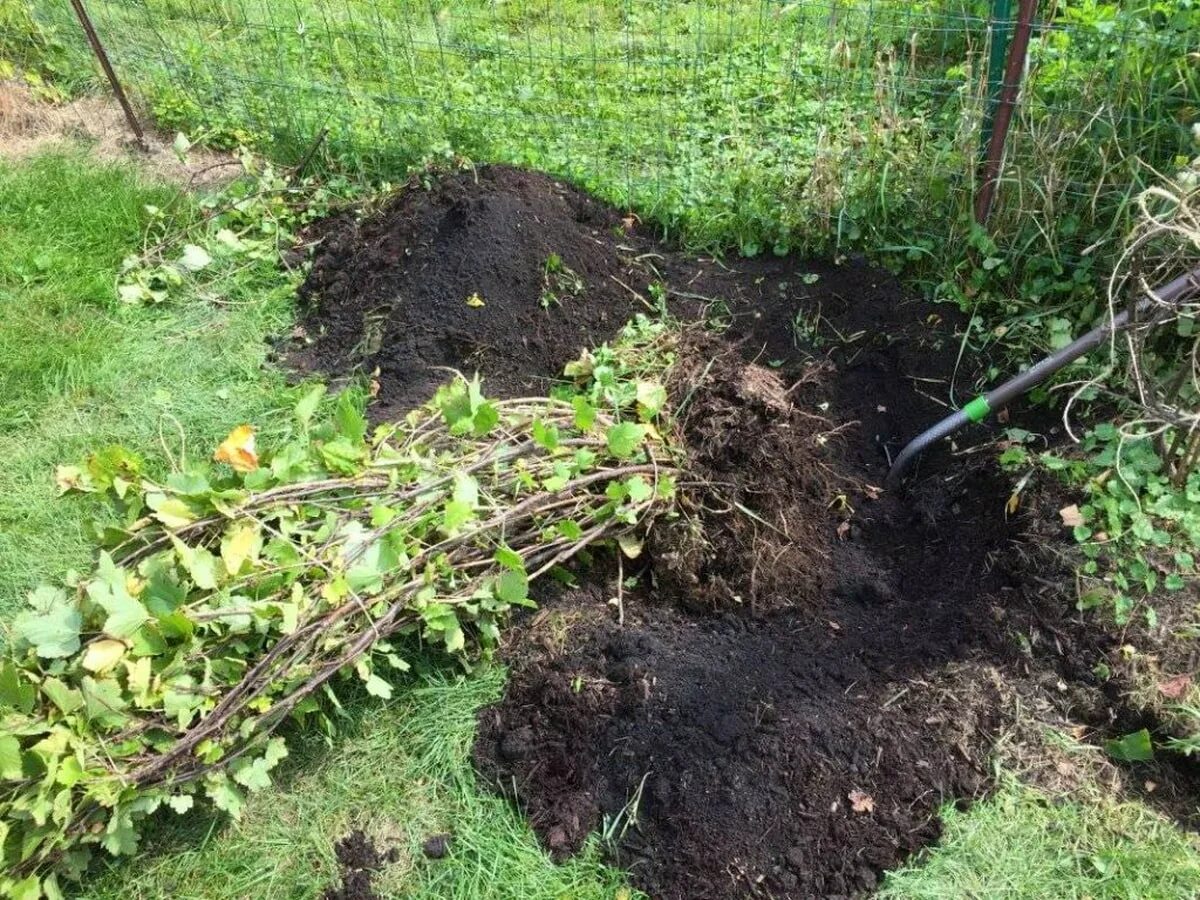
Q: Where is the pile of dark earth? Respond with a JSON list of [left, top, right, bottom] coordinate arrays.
[[294, 165, 1200, 899]]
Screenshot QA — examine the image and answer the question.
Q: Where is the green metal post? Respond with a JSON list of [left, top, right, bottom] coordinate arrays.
[[981, 0, 1014, 156]]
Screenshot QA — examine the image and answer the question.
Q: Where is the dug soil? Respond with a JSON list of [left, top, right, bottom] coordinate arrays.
[[296, 165, 1196, 898]]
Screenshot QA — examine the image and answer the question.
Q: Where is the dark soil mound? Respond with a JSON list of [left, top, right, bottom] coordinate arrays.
[[474, 331, 1047, 898], [294, 166, 654, 418], [297, 165, 1188, 899]]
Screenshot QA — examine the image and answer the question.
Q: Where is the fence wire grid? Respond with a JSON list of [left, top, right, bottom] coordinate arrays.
[[8, 1, 1199, 282]]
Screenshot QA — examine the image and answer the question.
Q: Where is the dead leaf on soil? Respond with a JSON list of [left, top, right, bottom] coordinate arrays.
[[213, 424, 259, 473], [863, 484, 882, 500], [1059, 504, 1084, 528], [1157, 673, 1192, 700], [836, 521, 851, 540], [848, 789, 874, 814]]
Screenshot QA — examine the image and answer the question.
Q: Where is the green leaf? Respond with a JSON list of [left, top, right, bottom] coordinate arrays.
[[1105, 728, 1154, 762], [166, 471, 211, 497], [364, 673, 393, 699], [625, 475, 653, 503], [41, 677, 83, 715], [178, 243, 212, 272], [0, 660, 36, 714], [494, 546, 524, 571], [442, 473, 480, 534], [13, 587, 82, 659], [80, 676, 130, 730], [167, 794, 194, 814], [532, 419, 560, 451], [88, 557, 151, 638], [573, 395, 597, 430], [206, 775, 245, 817], [319, 436, 366, 474], [294, 383, 327, 428], [606, 422, 645, 459], [635, 381, 667, 418], [170, 539, 221, 591], [443, 621, 465, 654], [0, 735, 23, 779], [496, 569, 529, 605], [146, 492, 196, 528], [334, 390, 367, 443]]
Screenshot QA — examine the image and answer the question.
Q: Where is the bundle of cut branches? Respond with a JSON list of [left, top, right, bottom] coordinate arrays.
[[0, 321, 677, 896]]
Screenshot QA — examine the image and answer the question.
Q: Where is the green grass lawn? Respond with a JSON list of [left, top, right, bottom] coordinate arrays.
[[3, 150, 1199, 899]]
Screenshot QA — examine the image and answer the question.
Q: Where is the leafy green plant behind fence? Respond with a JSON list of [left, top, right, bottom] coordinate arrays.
[[11, 1, 1198, 321]]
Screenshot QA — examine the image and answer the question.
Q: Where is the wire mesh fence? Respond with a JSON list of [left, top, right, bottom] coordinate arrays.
[[7, 1, 1198, 283]]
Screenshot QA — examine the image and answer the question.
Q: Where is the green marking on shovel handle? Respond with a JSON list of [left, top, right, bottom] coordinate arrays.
[[964, 395, 991, 423]]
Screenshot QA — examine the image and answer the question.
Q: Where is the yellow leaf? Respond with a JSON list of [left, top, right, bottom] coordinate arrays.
[[54, 465, 94, 495], [221, 523, 262, 575], [465, 292, 485, 308], [1005, 492, 1020, 516], [81, 639, 126, 673], [617, 533, 643, 559], [213, 425, 259, 473], [125, 656, 152, 701]]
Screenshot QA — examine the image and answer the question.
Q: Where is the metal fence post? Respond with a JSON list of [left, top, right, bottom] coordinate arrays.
[[981, 0, 1014, 155], [69, 0, 149, 152], [974, 0, 1038, 226]]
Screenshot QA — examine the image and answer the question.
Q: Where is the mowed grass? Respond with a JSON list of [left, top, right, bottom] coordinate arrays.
[[83, 669, 634, 900], [881, 777, 1200, 899], [3, 151, 1199, 899], [0, 152, 298, 610]]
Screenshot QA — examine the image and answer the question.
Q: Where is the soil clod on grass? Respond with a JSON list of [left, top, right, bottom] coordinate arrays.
[[295, 164, 1193, 899], [323, 830, 397, 900]]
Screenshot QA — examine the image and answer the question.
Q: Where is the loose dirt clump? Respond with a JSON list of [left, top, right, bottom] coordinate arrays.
[[298, 164, 1196, 899], [648, 335, 835, 614], [323, 830, 398, 900]]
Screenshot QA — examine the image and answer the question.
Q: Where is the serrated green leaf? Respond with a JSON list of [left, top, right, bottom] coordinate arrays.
[[87, 559, 151, 639], [625, 475, 653, 503], [532, 419, 560, 451], [206, 775, 245, 817], [573, 395, 597, 430], [606, 422, 645, 458], [13, 587, 81, 659], [167, 794, 194, 814], [170, 538, 221, 591], [146, 493, 196, 528], [494, 546, 524, 571], [635, 381, 667, 418], [443, 621, 465, 653], [496, 569, 529, 605]]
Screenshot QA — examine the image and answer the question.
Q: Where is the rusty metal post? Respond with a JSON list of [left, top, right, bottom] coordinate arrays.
[[69, 0, 149, 151], [974, 0, 1038, 225]]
